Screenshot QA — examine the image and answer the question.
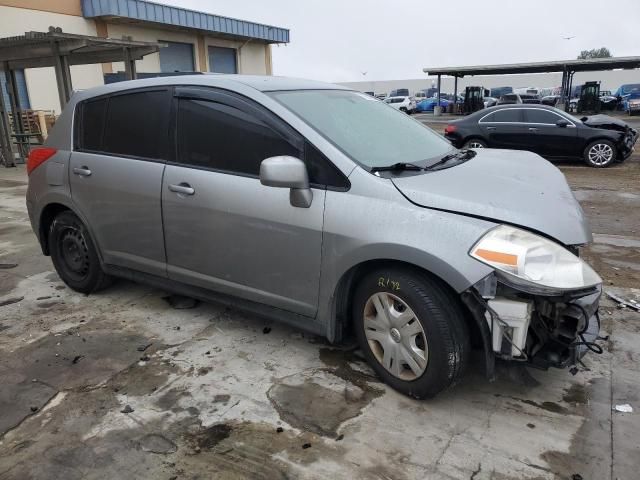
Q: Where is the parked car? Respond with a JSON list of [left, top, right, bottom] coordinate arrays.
[[483, 97, 498, 108], [384, 95, 416, 114], [375, 93, 387, 100], [497, 93, 522, 105], [541, 95, 561, 106], [27, 76, 604, 399], [519, 94, 541, 104], [489, 86, 513, 98], [415, 96, 450, 112], [364, 91, 375, 97], [444, 104, 638, 167], [625, 92, 640, 116]]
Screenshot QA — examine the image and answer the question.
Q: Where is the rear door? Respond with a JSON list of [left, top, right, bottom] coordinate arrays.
[[161, 87, 345, 317], [69, 88, 172, 277], [478, 108, 529, 149], [522, 108, 579, 157]]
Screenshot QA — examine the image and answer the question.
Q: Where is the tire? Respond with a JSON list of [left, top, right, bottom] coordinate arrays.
[[48, 211, 112, 293], [463, 139, 487, 149], [583, 139, 616, 168], [352, 268, 469, 399], [400, 107, 407, 113]]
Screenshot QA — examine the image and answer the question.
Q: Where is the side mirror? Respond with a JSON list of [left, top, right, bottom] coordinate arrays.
[[556, 119, 569, 128], [260, 156, 313, 208]]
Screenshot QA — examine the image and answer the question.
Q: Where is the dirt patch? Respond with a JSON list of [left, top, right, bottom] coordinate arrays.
[[267, 369, 382, 437]]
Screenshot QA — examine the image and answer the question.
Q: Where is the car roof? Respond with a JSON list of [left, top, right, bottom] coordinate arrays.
[[71, 74, 350, 102]]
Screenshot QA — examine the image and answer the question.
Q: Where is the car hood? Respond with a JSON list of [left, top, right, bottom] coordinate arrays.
[[581, 114, 628, 132], [391, 149, 592, 245]]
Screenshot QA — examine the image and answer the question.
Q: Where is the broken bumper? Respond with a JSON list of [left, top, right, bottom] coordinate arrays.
[[467, 274, 603, 371]]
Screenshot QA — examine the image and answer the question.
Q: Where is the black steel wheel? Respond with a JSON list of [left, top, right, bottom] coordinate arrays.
[[48, 211, 111, 293]]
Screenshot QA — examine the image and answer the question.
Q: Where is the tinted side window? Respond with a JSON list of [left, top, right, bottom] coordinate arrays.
[[483, 109, 522, 123], [304, 142, 349, 190], [177, 98, 299, 176], [525, 109, 563, 124], [102, 90, 171, 160], [78, 98, 107, 151]]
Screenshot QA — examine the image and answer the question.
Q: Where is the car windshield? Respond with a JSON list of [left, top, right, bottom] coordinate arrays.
[[270, 90, 453, 169]]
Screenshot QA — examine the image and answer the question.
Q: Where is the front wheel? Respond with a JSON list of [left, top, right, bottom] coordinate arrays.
[[48, 211, 111, 293], [584, 140, 616, 168], [352, 268, 469, 399]]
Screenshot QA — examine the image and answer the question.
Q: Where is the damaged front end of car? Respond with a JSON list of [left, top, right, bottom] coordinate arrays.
[[460, 225, 605, 378]]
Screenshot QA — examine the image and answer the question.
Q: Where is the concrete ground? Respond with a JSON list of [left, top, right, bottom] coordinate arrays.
[[1, 145, 639, 479]]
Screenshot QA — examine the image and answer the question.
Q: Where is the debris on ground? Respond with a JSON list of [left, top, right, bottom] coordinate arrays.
[[140, 355, 150, 362], [263, 327, 272, 334], [614, 404, 633, 413], [162, 295, 199, 309], [0, 263, 18, 269], [121, 405, 135, 414], [0, 296, 24, 307], [137, 342, 153, 352], [30, 406, 38, 412], [71, 355, 84, 364], [606, 292, 640, 312], [276, 427, 283, 433], [302, 443, 311, 449]]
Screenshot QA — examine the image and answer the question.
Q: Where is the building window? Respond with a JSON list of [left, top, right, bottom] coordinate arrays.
[[208, 46, 237, 74], [159, 41, 195, 73]]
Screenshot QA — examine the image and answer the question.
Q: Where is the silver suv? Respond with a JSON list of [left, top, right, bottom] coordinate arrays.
[[26, 76, 603, 398]]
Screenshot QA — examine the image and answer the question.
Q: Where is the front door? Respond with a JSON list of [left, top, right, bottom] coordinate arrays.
[[69, 89, 172, 277], [522, 109, 579, 157], [161, 88, 325, 317]]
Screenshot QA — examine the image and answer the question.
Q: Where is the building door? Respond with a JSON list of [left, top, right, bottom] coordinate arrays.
[[208, 46, 237, 74], [159, 41, 195, 73]]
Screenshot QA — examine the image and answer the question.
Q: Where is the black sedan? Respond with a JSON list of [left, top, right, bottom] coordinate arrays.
[[444, 105, 638, 167]]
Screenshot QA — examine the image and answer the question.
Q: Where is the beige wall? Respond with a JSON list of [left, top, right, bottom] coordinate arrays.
[[0, 5, 104, 113]]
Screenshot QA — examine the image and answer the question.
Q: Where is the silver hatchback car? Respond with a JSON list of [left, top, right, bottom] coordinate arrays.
[[27, 75, 603, 398]]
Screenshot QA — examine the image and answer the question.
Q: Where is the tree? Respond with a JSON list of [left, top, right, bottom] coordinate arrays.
[[577, 48, 612, 59]]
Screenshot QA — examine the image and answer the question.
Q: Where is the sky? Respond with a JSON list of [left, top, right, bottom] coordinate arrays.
[[157, 0, 640, 83]]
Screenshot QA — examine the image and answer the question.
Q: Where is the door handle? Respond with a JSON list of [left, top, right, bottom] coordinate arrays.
[[486, 126, 496, 130], [72, 166, 92, 177], [528, 127, 538, 132], [168, 183, 195, 196]]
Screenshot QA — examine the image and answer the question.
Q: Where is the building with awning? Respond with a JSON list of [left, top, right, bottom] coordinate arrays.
[[0, 0, 290, 113]]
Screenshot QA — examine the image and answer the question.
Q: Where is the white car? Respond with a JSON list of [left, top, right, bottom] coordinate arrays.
[[384, 95, 416, 114]]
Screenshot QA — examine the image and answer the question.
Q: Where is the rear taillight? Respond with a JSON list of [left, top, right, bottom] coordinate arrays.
[[27, 147, 57, 175], [444, 124, 457, 134]]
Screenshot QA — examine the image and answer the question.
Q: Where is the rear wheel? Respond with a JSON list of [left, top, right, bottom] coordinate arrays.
[[48, 211, 111, 293], [463, 139, 487, 149], [584, 140, 616, 168], [352, 268, 469, 399]]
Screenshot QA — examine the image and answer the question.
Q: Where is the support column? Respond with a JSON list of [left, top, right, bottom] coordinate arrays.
[[434, 74, 442, 116], [53, 42, 73, 109], [123, 47, 137, 80], [0, 71, 16, 167]]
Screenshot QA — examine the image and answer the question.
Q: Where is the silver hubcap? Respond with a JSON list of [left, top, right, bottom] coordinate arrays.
[[363, 292, 428, 380], [467, 141, 484, 148], [588, 143, 613, 165]]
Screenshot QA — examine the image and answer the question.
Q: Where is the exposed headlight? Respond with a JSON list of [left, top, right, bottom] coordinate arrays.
[[470, 225, 601, 293]]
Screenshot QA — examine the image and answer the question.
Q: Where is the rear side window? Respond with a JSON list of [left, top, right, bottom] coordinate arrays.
[[102, 90, 171, 160], [482, 109, 522, 123], [177, 98, 299, 176], [78, 98, 107, 151]]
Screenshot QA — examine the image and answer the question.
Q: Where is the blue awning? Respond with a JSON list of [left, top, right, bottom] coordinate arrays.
[[81, 0, 290, 44]]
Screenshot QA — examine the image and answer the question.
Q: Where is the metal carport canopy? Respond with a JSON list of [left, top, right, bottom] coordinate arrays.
[[0, 29, 164, 167], [423, 56, 640, 77]]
